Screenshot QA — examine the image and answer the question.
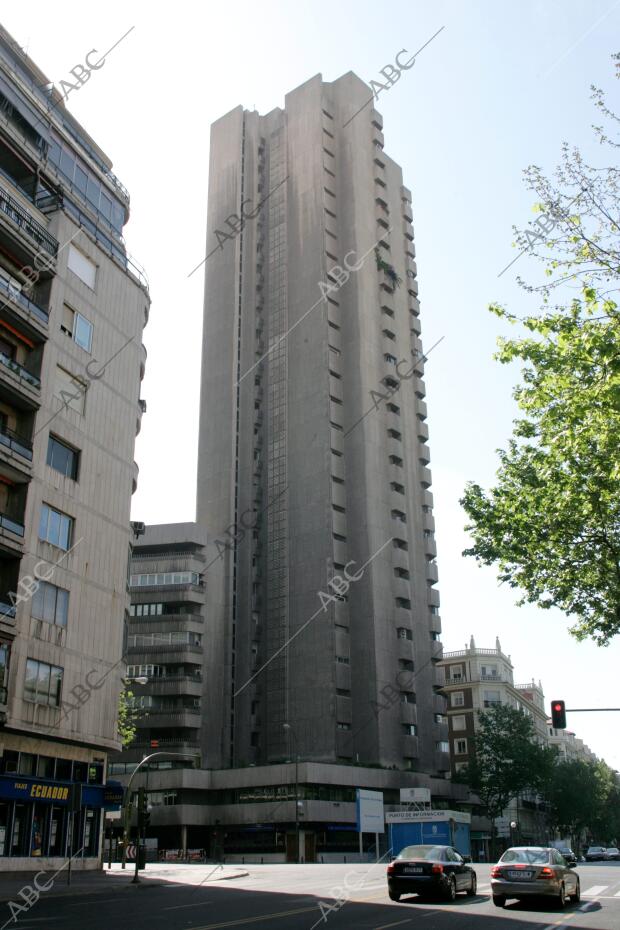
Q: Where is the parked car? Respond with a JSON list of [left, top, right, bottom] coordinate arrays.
[[387, 844, 477, 902], [491, 846, 580, 909], [604, 847, 620, 860], [555, 847, 577, 866], [585, 846, 607, 861]]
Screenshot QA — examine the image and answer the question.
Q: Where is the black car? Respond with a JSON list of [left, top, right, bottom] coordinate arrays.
[[387, 844, 477, 902], [556, 847, 577, 866]]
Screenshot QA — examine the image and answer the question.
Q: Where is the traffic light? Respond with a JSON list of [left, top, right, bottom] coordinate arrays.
[[137, 787, 151, 830], [551, 700, 567, 729]]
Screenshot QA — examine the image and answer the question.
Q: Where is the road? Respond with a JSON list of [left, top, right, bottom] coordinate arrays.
[[2, 861, 620, 929]]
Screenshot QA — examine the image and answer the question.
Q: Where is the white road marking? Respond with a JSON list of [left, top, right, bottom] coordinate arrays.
[[582, 884, 608, 895], [164, 900, 214, 910]]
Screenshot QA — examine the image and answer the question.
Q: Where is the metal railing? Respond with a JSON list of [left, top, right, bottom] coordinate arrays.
[[0, 512, 24, 536], [0, 269, 48, 324], [0, 352, 41, 389], [0, 183, 58, 256], [0, 422, 33, 460]]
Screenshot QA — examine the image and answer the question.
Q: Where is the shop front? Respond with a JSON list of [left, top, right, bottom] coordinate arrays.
[[0, 772, 121, 865]]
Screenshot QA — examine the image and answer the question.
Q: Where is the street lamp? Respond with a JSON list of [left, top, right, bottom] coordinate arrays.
[[283, 723, 300, 864], [510, 821, 518, 847], [120, 751, 199, 875]]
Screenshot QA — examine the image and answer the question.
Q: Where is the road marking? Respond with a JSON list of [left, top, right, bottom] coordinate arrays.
[[193, 904, 322, 929], [615, 890, 620, 896], [164, 900, 214, 910], [582, 884, 608, 895], [374, 919, 412, 930]]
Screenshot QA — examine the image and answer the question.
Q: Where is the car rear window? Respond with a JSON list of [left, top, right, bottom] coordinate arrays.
[[397, 845, 445, 860], [500, 848, 550, 865]]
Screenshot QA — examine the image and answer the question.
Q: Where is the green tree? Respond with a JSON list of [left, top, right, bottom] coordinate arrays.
[[461, 57, 620, 645], [543, 758, 616, 850], [118, 687, 138, 747], [457, 704, 553, 854]]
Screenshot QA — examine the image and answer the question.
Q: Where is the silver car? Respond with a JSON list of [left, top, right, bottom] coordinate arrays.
[[491, 846, 580, 909]]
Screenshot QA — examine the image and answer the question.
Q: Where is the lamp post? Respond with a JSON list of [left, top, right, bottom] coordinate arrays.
[[283, 723, 300, 863], [510, 821, 518, 847], [120, 751, 199, 873]]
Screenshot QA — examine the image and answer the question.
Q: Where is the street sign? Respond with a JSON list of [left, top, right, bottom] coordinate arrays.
[[356, 789, 385, 834], [126, 844, 136, 860]]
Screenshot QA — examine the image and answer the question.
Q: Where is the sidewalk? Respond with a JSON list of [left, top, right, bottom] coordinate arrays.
[[0, 862, 249, 905]]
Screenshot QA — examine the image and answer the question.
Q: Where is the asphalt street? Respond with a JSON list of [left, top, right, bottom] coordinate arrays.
[[1, 861, 620, 930]]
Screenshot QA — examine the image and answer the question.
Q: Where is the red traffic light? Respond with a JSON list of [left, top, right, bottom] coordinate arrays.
[[551, 700, 567, 729]]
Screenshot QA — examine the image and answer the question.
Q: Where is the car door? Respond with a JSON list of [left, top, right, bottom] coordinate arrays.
[[554, 850, 575, 892], [447, 847, 466, 890]]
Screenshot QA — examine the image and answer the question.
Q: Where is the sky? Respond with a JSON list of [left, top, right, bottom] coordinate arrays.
[[4, 0, 619, 768]]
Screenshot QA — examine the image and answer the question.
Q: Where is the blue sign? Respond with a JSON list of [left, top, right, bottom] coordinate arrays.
[[0, 774, 121, 810]]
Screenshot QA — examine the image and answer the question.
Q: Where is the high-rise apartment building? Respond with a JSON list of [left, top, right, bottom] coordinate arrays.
[[197, 72, 447, 776], [0, 27, 148, 868]]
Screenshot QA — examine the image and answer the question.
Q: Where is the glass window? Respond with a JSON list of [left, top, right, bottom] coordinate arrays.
[[39, 504, 73, 550], [24, 659, 63, 706], [32, 581, 69, 627], [47, 435, 79, 480], [74, 165, 88, 196], [74, 314, 93, 352], [451, 692, 465, 707], [67, 245, 96, 290], [452, 715, 466, 731]]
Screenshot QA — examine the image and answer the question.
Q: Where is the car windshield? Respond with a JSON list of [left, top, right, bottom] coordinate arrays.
[[398, 845, 446, 860], [501, 848, 550, 865]]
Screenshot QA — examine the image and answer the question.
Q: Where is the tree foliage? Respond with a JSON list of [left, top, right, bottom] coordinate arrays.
[[118, 687, 138, 747], [542, 757, 619, 847], [459, 704, 553, 822], [461, 57, 620, 645]]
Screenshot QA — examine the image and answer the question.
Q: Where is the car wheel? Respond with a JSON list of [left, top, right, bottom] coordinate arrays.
[[388, 890, 401, 902], [492, 894, 506, 908], [557, 883, 566, 909], [569, 878, 580, 904], [444, 876, 457, 902], [466, 873, 477, 897]]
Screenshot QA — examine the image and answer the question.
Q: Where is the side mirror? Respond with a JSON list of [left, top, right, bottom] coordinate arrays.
[[566, 861, 576, 868], [462, 855, 472, 863]]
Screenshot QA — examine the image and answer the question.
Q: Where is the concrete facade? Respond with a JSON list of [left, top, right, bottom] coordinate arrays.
[[196, 72, 447, 779], [0, 27, 148, 867]]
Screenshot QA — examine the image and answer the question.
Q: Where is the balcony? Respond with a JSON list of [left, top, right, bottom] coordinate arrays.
[[135, 708, 200, 729], [132, 460, 139, 495], [0, 269, 48, 337], [0, 352, 41, 407], [0, 422, 33, 465], [0, 183, 58, 268], [0, 510, 25, 555], [426, 560, 439, 584]]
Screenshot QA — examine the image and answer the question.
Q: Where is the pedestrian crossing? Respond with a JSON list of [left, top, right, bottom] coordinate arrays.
[[582, 885, 610, 896]]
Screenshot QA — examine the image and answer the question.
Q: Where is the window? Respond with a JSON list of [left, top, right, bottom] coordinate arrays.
[[385, 353, 397, 364], [450, 665, 463, 682], [393, 538, 408, 551], [401, 692, 416, 704], [481, 664, 498, 678], [451, 692, 465, 707], [67, 245, 96, 289], [455, 738, 468, 755], [336, 656, 350, 665], [46, 435, 79, 480], [395, 597, 411, 609], [54, 365, 87, 415], [31, 581, 69, 627], [452, 714, 466, 731], [388, 429, 402, 441], [337, 722, 351, 730], [74, 313, 93, 352], [399, 659, 414, 672], [389, 455, 403, 467], [24, 659, 63, 706], [39, 504, 73, 550], [394, 567, 409, 579], [484, 690, 501, 707], [391, 510, 406, 523], [436, 741, 449, 753], [396, 628, 412, 641], [403, 724, 417, 735], [454, 761, 467, 773], [130, 572, 201, 587], [390, 482, 405, 495]]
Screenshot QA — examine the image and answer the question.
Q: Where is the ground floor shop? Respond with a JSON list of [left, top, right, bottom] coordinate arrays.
[[0, 733, 122, 868]]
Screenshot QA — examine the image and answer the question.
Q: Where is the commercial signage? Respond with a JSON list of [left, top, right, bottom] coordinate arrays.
[[356, 788, 385, 834], [386, 809, 471, 824], [0, 774, 123, 810]]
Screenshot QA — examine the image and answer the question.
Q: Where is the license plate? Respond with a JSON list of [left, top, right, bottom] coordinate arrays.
[[507, 870, 533, 879], [402, 866, 423, 874]]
